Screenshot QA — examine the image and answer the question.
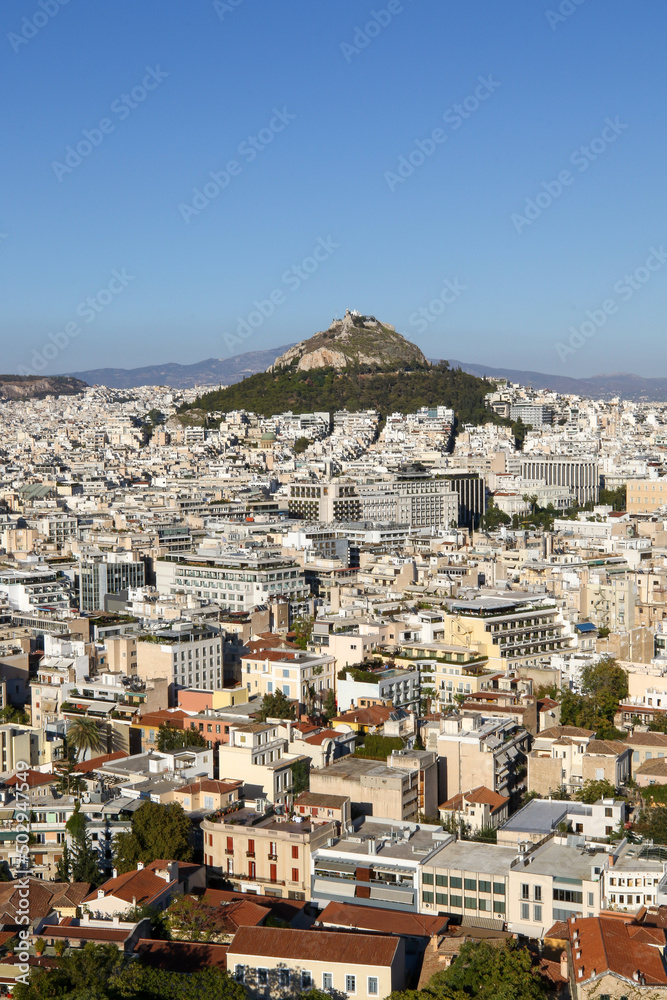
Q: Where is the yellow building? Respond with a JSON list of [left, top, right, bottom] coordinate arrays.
[[627, 477, 667, 513]]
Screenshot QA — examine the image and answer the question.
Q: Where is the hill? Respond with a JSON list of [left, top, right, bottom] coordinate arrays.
[[0, 375, 87, 400], [66, 346, 293, 390], [272, 310, 428, 371]]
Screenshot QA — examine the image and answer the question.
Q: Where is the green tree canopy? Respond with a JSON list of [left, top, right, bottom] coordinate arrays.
[[113, 801, 193, 874], [575, 778, 618, 804], [156, 723, 207, 752], [67, 717, 105, 761], [257, 689, 296, 721]]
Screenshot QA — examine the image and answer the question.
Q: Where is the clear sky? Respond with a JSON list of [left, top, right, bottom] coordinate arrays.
[[2, 0, 666, 377]]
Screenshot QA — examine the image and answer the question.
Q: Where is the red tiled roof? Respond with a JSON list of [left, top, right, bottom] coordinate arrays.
[[304, 729, 343, 745], [73, 751, 129, 774], [440, 785, 509, 813], [228, 926, 400, 966], [177, 779, 242, 795], [4, 769, 55, 788], [83, 868, 174, 906], [135, 939, 229, 972], [333, 706, 395, 726], [556, 916, 667, 986], [318, 901, 448, 938]]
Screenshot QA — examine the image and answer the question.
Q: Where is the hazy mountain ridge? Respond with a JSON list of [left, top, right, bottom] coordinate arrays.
[[66, 346, 295, 390], [445, 360, 667, 401]]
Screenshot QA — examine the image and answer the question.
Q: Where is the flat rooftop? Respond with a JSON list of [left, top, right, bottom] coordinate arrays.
[[320, 820, 447, 864], [425, 838, 517, 877]]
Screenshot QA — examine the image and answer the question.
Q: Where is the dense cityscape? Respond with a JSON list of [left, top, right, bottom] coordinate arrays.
[[0, 318, 666, 999]]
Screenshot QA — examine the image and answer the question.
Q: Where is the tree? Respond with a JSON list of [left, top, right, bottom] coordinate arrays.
[[355, 734, 404, 760], [33, 939, 46, 956], [13, 942, 245, 1000], [56, 761, 86, 798], [257, 689, 296, 721], [293, 436, 310, 454], [291, 616, 314, 650], [156, 724, 207, 752], [67, 718, 105, 761], [322, 688, 337, 721], [55, 842, 73, 882], [428, 939, 548, 1000], [113, 801, 193, 874], [289, 757, 310, 795], [575, 779, 618, 804], [71, 830, 103, 885]]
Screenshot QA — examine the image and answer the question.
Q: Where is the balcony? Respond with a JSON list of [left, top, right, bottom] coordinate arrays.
[[268, 853, 278, 861], [246, 851, 255, 858]]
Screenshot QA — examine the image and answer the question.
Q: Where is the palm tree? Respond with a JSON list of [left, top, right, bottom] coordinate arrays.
[[67, 718, 105, 761]]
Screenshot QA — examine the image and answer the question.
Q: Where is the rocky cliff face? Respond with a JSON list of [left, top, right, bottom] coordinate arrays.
[[269, 310, 428, 372], [0, 376, 87, 400]]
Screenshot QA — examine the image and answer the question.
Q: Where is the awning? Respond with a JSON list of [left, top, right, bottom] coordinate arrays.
[[314, 860, 357, 874], [370, 886, 414, 904], [312, 879, 356, 898]]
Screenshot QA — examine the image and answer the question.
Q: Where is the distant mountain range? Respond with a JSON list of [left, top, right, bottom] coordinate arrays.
[[446, 361, 667, 401], [67, 346, 295, 390], [63, 344, 667, 401]]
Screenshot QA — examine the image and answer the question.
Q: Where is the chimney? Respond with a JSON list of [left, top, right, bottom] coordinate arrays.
[[112, 868, 118, 879], [368, 838, 376, 855], [560, 952, 568, 979], [608, 853, 615, 867], [136, 861, 144, 871]]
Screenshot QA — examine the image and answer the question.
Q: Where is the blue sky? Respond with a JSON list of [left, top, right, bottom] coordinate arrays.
[[2, 0, 666, 377]]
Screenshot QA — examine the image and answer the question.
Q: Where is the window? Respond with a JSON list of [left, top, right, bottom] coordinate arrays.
[[534, 904, 542, 922], [521, 902, 530, 920], [302, 972, 312, 989], [423, 891, 434, 904], [436, 892, 448, 906], [478, 880, 491, 893], [493, 882, 505, 895], [292, 868, 299, 882], [493, 900, 506, 914], [450, 895, 462, 908], [464, 897, 477, 909], [534, 885, 542, 902], [478, 898, 488, 911], [279, 969, 290, 987], [553, 888, 583, 904], [521, 883, 529, 900], [257, 969, 268, 986], [234, 966, 245, 983], [465, 878, 477, 892], [368, 978, 379, 995], [292, 845, 299, 859], [323, 973, 333, 991], [436, 874, 448, 887], [423, 872, 434, 885], [346, 974, 356, 994], [450, 876, 462, 889]]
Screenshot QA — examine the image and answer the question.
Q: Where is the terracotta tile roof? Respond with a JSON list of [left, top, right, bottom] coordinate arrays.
[[135, 939, 229, 972], [586, 739, 628, 756], [228, 926, 400, 966], [334, 706, 395, 726], [441, 785, 508, 813], [627, 732, 667, 747], [177, 779, 242, 795], [318, 901, 448, 938], [304, 729, 344, 745], [73, 751, 129, 774], [295, 791, 349, 808], [636, 758, 667, 777], [557, 916, 667, 986], [4, 769, 55, 788], [201, 889, 305, 924], [43, 924, 131, 943], [0, 880, 92, 923], [539, 726, 595, 740], [539, 957, 568, 986], [83, 868, 174, 907]]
